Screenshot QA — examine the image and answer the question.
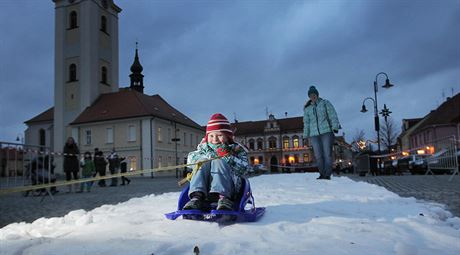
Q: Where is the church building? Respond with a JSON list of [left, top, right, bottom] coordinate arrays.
[[24, 0, 204, 173]]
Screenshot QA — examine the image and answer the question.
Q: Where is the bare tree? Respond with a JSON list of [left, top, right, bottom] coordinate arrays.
[[380, 117, 399, 151], [352, 129, 366, 152]]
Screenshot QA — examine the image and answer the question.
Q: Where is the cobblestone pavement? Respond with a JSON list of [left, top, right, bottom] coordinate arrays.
[[0, 175, 183, 228], [347, 174, 460, 217]]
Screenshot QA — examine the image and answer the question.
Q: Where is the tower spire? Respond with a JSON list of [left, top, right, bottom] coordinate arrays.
[[129, 41, 144, 93]]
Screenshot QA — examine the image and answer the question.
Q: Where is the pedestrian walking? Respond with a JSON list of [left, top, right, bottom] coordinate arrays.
[[303, 85, 341, 180], [120, 158, 131, 185], [63, 137, 80, 192]]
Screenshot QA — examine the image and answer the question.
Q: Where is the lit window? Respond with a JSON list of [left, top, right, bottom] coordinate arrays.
[[303, 153, 309, 163], [293, 136, 299, 148], [158, 156, 162, 167], [283, 137, 289, 149], [128, 156, 137, 171], [85, 129, 92, 145], [106, 127, 113, 144], [157, 127, 162, 142], [128, 125, 136, 142]]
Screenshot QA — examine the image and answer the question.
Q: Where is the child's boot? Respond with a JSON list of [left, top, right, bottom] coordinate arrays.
[[183, 192, 204, 210], [217, 195, 233, 211]]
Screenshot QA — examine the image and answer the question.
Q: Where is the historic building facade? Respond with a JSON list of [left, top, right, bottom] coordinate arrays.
[[24, 0, 204, 173], [232, 114, 352, 172]]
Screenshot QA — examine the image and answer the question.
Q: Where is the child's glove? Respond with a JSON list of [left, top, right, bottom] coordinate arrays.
[[216, 145, 231, 157]]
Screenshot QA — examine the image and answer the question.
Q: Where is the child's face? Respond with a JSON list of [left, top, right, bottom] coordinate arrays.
[[207, 131, 228, 144]]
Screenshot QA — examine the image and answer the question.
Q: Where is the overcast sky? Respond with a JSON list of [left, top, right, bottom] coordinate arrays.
[[0, 0, 459, 145]]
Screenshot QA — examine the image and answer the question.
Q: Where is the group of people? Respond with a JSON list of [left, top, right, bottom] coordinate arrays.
[[58, 84, 338, 210], [63, 138, 131, 193]]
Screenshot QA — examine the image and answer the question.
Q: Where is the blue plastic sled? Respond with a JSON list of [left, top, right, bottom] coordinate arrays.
[[165, 178, 265, 222]]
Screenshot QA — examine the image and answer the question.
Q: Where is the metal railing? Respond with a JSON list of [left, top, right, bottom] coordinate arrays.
[[0, 142, 53, 198], [426, 136, 459, 181]]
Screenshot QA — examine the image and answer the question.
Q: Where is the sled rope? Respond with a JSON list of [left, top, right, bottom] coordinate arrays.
[[0, 156, 222, 196]]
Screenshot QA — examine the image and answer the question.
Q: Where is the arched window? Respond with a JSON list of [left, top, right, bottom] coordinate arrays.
[[292, 135, 299, 148], [257, 138, 263, 150], [283, 136, 289, 149], [69, 11, 78, 29], [69, 64, 77, 81], [100, 16, 107, 33], [268, 137, 277, 149], [101, 66, 107, 83], [248, 139, 255, 150]]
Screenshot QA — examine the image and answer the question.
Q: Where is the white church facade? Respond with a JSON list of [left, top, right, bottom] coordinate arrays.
[[25, 0, 204, 174]]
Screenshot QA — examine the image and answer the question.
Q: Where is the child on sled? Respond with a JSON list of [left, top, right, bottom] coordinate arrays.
[[183, 113, 249, 211]]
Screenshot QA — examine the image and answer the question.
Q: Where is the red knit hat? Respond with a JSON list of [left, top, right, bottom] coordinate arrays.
[[203, 113, 234, 143]]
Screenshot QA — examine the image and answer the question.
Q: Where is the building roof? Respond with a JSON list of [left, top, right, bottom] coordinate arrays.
[[232, 116, 303, 136], [24, 107, 54, 124], [413, 93, 460, 133], [71, 89, 203, 129]]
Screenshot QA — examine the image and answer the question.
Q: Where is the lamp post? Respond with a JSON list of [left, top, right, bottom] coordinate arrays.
[[360, 72, 395, 169], [171, 122, 180, 178]]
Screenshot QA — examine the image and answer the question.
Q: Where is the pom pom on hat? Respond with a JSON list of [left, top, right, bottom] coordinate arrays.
[[308, 86, 319, 97]]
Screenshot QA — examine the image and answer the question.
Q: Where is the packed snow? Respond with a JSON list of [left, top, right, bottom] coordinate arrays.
[[1, 173, 459, 255]]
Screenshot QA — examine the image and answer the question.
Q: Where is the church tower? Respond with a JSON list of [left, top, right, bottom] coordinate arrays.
[[52, 0, 121, 151], [129, 43, 144, 93]]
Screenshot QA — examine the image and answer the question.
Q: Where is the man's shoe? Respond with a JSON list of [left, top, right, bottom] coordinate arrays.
[[316, 175, 324, 180], [217, 196, 234, 211]]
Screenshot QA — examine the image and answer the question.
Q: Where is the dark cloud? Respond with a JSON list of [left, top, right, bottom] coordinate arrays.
[[1, 0, 459, 145]]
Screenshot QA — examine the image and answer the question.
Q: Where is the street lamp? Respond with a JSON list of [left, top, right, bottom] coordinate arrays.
[[360, 72, 395, 159]]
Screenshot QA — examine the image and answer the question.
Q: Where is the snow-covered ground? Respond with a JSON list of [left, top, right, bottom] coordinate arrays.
[[1, 173, 459, 255]]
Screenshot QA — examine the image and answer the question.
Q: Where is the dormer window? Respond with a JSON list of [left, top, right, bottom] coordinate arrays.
[[69, 11, 78, 29], [100, 15, 107, 33], [69, 64, 77, 81]]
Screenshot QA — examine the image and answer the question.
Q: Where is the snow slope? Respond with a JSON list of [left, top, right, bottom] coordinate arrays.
[[1, 174, 459, 255]]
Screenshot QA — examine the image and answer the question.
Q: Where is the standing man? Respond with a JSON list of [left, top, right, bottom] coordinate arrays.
[[303, 85, 341, 180]]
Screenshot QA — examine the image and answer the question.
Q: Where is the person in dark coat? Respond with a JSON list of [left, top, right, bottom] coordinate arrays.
[[120, 158, 131, 185], [107, 149, 124, 186], [93, 148, 108, 187], [63, 137, 80, 192]]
